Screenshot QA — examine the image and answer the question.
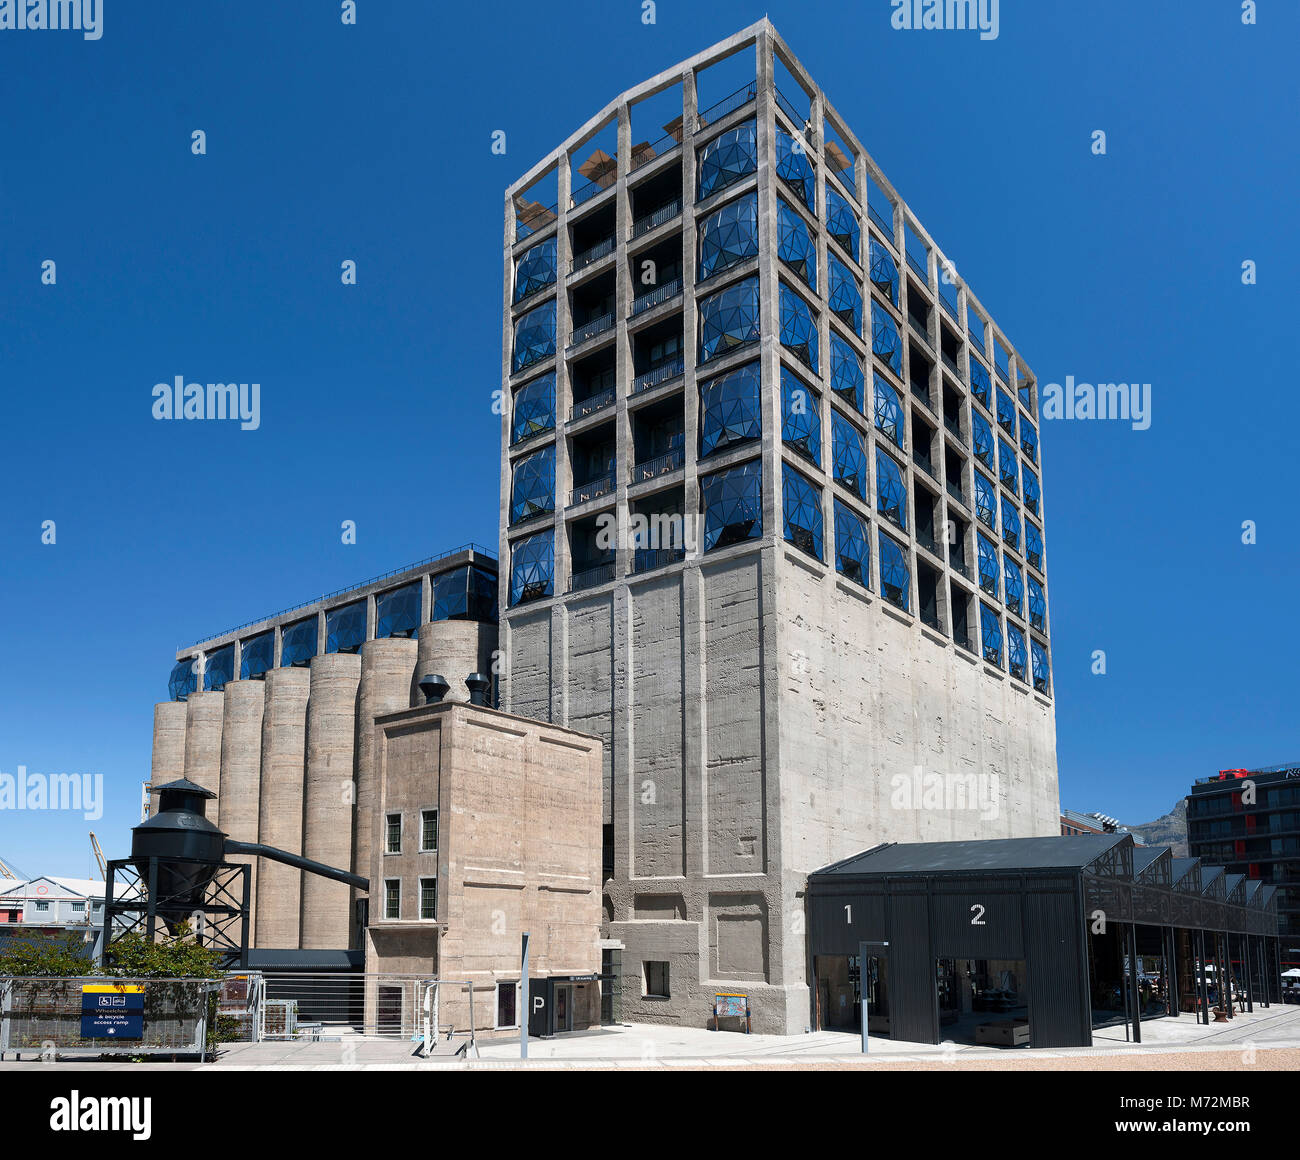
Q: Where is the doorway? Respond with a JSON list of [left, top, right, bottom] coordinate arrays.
[[554, 984, 573, 1033], [813, 954, 890, 1035], [936, 958, 1030, 1047]]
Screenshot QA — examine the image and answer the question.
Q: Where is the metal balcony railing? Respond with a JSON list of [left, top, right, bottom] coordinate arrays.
[[696, 81, 758, 130], [906, 252, 929, 282], [631, 199, 682, 239], [943, 413, 963, 440], [774, 87, 808, 135], [909, 316, 933, 350], [572, 237, 615, 273], [630, 133, 681, 174], [941, 351, 964, 382], [569, 561, 616, 592], [568, 473, 615, 507], [632, 277, 683, 316], [951, 557, 972, 581], [633, 357, 685, 395], [569, 312, 614, 348], [572, 173, 616, 208], [954, 631, 975, 655], [570, 388, 614, 421], [630, 446, 685, 484], [920, 607, 942, 632], [939, 294, 960, 323], [634, 546, 688, 574], [946, 479, 966, 507], [868, 204, 894, 239], [917, 530, 942, 556]]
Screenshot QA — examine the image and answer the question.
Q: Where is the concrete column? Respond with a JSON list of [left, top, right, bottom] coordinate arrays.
[[218, 679, 266, 947], [149, 701, 188, 816], [182, 691, 225, 827], [255, 666, 310, 949], [354, 637, 419, 911], [300, 652, 362, 950]]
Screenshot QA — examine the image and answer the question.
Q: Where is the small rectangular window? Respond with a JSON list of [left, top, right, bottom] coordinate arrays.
[[644, 960, 670, 999], [35, 901, 49, 912], [496, 982, 518, 1029], [419, 878, 438, 921], [386, 813, 402, 854], [421, 809, 438, 853], [384, 879, 401, 920]]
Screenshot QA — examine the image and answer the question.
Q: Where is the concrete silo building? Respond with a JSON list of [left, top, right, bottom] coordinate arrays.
[[498, 21, 1060, 1032]]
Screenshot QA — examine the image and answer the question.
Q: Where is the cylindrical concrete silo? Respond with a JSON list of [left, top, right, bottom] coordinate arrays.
[[255, 666, 310, 949], [354, 637, 419, 908], [412, 621, 499, 706], [150, 701, 188, 817], [300, 652, 362, 950], [183, 691, 225, 827], [218, 679, 266, 946]]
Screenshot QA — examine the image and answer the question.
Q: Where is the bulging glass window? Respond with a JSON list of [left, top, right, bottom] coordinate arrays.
[[511, 374, 555, 444], [873, 373, 904, 448], [510, 532, 554, 605], [781, 369, 821, 465], [879, 531, 910, 610], [871, 302, 902, 377], [776, 198, 816, 289], [326, 601, 366, 654], [699, 276, 760, 362], [998, 437, 1019, 495], [1023, 466, 1041, 515], [1007, 623, 1027, 681], [169, 658, 197, 701], [203, 644, 235, 692], [974, 471, 996, 530], [977, 532, 1000, 598], [433, 565, 498, 622], [698, 193, 759, 281], [701, 460, 763, 552], [868, 238, 899, 307], [1004, 557, 1024, 616], [512, 299, 556, 373], [376, 582, 421, 639], [980, 602, 1003, 666], [280, 619, 317, 667], [1021, 418, 1038, 464], [1001, 499, 1021, 552], [834, 498, 870, 587], [697, 120, 758, 201], [510, 445, 556, 524], [779, 283, 818, 372], [775, 126, 815, 212], [996, 388, 1017, 438], [783, 467, 824, 560], [514, 237, 557, 303], [832, 411, 867, 498], [1026, 520, 1044, 572], [1028, 575, 1046, 631], [830, 335, 865, 412], [239, 631, 273, 681], [700, 360, 762, 457], [875, 447, 907, 530], [828, 255, 863, 333], [970, 358, 991, 410], [826, 185, 860, 263], [972, 410, 994, 470], [1031, 640, 1051, 693]]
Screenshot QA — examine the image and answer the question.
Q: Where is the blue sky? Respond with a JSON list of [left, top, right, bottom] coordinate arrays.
[[1, 0, 1296, 876]]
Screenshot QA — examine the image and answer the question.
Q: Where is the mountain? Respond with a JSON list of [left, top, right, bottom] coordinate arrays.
[[1124, 799, 1188, 856]]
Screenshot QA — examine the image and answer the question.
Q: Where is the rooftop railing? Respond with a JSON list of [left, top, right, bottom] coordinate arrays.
[[696, 81, 757, 130], [939, 294, 960, 323], [867, 203, 894, 239], [905, 251, 929, 283], [630, 132, 681, 174]]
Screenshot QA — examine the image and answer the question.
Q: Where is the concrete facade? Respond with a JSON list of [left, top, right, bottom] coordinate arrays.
[[499, 21, 1060, 1032], [363, 701, 604, 1037]]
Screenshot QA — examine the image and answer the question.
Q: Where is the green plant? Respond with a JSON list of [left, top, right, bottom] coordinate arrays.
[[101, 927, 224, 980], [0, 932, 93, 977]]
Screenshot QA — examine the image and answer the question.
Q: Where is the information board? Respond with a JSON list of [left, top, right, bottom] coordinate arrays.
[[80, 984, 145, 1040]]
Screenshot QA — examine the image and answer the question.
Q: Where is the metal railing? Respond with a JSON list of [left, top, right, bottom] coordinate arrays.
[[634, 547, 688, 574], [570, 388, 614, 421], [696, 81, 758, 130], [940, 294, 960, 323], [910, 381, 931, 407], [920, 607, 942, 632], [868, 204, 894, 239], [632, 198, 682, 239], [941, 351, 964, 382], [632, 277, 683, 316], [630, 132, 681, 174], [516, 203, 558, 242], [909, 315, 933, 350], [946, 479, 966, 506], [774, 86, 809, 134], [954, 631, 975, 655], [570, 561, 616, 591], [943, 413, 963, 440], [917, 530, 942, 556], [569, 473, 615, 507], [951, 557, 972, 581], [572, 173, 617, 208], [630, 446, 685, 483], [572, 237, 615, 272], [633, 357, 685, 394], [569, 312, 615, 347], [906, 251, 929, 282]]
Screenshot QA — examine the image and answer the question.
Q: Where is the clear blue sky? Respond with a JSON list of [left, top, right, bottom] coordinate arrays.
[[2, 0, 1296, 876]]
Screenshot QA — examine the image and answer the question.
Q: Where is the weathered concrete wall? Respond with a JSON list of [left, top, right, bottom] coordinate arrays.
[[218, 679, 265, 946], [301, 653, 362, 949], [413, 620, 498, 705], [255, 666, 310, 948], [149, 701, 188, 815], [182, 691, 225, 827]]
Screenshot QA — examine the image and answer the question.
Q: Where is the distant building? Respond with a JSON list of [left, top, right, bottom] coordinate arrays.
[[0, 877, 138, 954], [1061, 808, 1144, 844]]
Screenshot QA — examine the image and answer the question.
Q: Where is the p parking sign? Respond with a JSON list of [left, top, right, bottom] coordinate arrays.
[[81, 984, 145, 1040]]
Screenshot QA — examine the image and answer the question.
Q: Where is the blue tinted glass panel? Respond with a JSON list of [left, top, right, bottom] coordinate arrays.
[[512, 300, 556, 373], [510, 445, 556, 524], [1001, 500, 1021, 551], [974, 471, 996, 530], [239, 631, 274, 680], [1007, 623, 1027, 681], [879, 531, 910, 610], [876, 447, 907, 530], [1023, 466, 1040, 515], [776, 198, 816, 289], [970, 358, 991, 409], [834, 499, 870, 587], [280, 619, 317, 667], [831, 412, 867, 498], [998, 438, 1019, 495], [697, 120, 758, 200], [514, 238, 557, 303], [775, 127, 815, 212], [326, 601, 366, 654], [972, 410, 994, 469], [828, 255, 862, 333], [169, 658, 197, 701], [781, 370, 820, 465], [376, 582, 421, 639], [699, 276, 760, 362], [826, 185, 860, 263], [868, 239, 899, 307], [700, 360, 762, 457], [873, 374, 904, 448], [203, 644, 235, 692], [1021, 419, 1038, 464], [977, 532, 1000, 598], [1004, 558, 1024, 616], [996, 388, 1017, 438], [779, 283, 818, 371], [981, 602, 1003, 666], [1028, 576, 1046, 631], [701, 460, 763, 552], [830, 335, 865, 412], [698, 193, 759, 280], [783, 467, 824, 559], [510, 532, 554, 605], [434, 565, 498, 622], [871, 303, 902, 376], [512, 374, 556, 443], [1026, 521, 1044, 572], [1032, 640, 1051, 692]]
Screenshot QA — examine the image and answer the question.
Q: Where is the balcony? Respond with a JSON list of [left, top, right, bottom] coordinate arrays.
[[943, 413, 963, 441], [568, 312, 615, 350], [570, 388, 614, 422], [632, 198, 682, 239], [630, 133, 681, 175], [634, 546, 687, 574], [630, 447, 685, 484], [633, 357, 685, 395], [696, 81, 757, 130], [951, 557, 972, 582], [569, 561, 616, 592], [569, 473, 615, 507], [939, 294, 959, 323], [920, 606, 942, 632], [867, 204, 893, 239], [917, 529, 942, 557], [906, 252, 928, 283], [946, 479, 966, 507], [572, 237, 615, 273], [908, 316, 933, 352], [953, 629, 975, 655], [632, 277, 683, 317], [941, 350, 964, 383]]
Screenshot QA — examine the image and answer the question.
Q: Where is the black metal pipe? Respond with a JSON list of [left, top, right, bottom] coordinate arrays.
[[223, 839, 369, 891]]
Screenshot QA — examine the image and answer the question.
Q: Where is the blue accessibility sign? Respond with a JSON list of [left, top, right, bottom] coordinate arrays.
[[80, 984, 145, 1040]]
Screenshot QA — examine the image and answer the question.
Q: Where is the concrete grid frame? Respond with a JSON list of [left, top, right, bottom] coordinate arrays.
[[498, 19, 1059, 1033]]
